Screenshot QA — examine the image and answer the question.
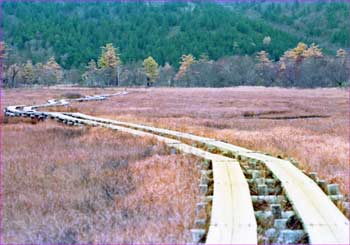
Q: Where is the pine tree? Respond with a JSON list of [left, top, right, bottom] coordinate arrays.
[[1, 42, 11, 86], [98, 43, 121, 69], [283, 42, 308, 62], [98, 43, 121, 86], [175, 54, 195, 81], [281, 42, 324, 86], [43, 56, 63, 84], [0, 41, 9, 64], [8, 64, 20, 87], [304, 43, 323, 58], [335, 48, 347, 87], [82, 59, 99, 86], [87, 59, 97, 71], [256, 51, 272, 85], [256, 50, 271, 64], [143, 56, 159, 86], [198, 53, 210, 63], [22, 60, 35, 84], [161, 62, 175, 86]]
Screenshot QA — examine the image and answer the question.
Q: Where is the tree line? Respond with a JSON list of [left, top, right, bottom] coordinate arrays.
[[1, 1, 318, 69], [2, 41, 348, 88], [3, 1, 348, 88]]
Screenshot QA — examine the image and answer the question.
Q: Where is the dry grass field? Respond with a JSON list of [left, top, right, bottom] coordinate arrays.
[[1, 86, 349, 243], [2, 117, 200, 243], [66, 87, 349, 196]]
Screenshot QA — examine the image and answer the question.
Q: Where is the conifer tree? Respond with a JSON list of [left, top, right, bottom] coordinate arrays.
[[22, 60, 35, 84], [98, 43, 121, 69], [256, 50, 271, 64], [336, 48, 347, 87], [175, 54, 195, 81], [82, 59, 99, 86], [282, 42, 323, 86], [304, 43, 323, 58], [283, 42, 308, 62], [87, 59, 97, 70], [143, 56, 159, 87], [199, 53, 209, 63], [256, 51, 272, 85], [98, 43, 121, 86], [8, 64, 20, 87], [44, 56, 63, 83]]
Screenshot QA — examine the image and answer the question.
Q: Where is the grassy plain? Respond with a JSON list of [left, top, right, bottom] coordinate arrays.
[[66, 87, 349, 196], [2, 90, 201, 243], [1, 86, 349, 242]]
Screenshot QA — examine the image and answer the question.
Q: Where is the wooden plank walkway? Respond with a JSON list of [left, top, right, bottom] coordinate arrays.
[[246, 153, 349, 245], [65, 113, 350, 245], [206, 159, 257, 244], [49, 112, 258, 245]]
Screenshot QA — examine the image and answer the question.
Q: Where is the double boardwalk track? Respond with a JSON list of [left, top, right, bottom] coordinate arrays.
[[4, 94, 349, 244], [47, 112, 257, 244], [63, 112, 350, 244]]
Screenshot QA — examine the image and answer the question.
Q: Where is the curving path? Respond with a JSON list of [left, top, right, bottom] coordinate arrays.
[[4, 92, 349, 245]]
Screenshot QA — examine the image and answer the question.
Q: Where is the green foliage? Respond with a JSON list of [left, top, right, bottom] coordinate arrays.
[[229, 1, 350, 48], [3, 1, 301, 69], [2, 1, 348, 89], [98, 43, 121, 69], [143, 56, 159, 84], [22, 60, 35, 84]]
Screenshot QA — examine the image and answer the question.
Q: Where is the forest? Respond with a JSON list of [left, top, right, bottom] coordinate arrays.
[[1, 1, 349, 88]]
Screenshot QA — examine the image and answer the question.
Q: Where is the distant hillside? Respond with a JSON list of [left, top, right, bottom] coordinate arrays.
[[2, 1, 349, 69], [226, 1, 350, 50]]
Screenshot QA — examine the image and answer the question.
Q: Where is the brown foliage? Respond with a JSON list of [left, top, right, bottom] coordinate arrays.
[[58, 86, 349, 197], [3, 87, 348, 197], [2, 122, 200, 243]]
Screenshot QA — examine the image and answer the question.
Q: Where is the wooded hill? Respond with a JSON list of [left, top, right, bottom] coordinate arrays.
[[2, 1, 349, 88], [3, 1, 349, 69]]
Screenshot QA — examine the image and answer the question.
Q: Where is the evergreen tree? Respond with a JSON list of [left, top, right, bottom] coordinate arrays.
[[82, 59, 99, 86], [98, 43, 121, 69], [283, 42, 308, 62], [198, 53, 210, 63], [7, 64, 20, 87], [304, 43, 323, 58], [98, 43, 121, 86], [159, 62, 175, 86], [143, 56, 159, 87], [256, 51, 273, 86], [335, 48, 347, 87], [175, 54, 195, 81], [47, 57, 63, 80], [256, 51, 271, 64], [22, 60, 35, 84], [43, 56, 63, 85]]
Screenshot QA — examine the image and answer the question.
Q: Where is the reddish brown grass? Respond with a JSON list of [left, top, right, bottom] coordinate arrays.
[[65, 87, 349, 197], [2, 86, 349, 232], [2, 122, 200, 244]]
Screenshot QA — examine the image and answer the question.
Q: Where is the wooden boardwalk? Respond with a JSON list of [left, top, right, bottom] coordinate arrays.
[[64, 113, 350, 245], [49, 112, 258, 244], [4, 96, 350, 244]]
